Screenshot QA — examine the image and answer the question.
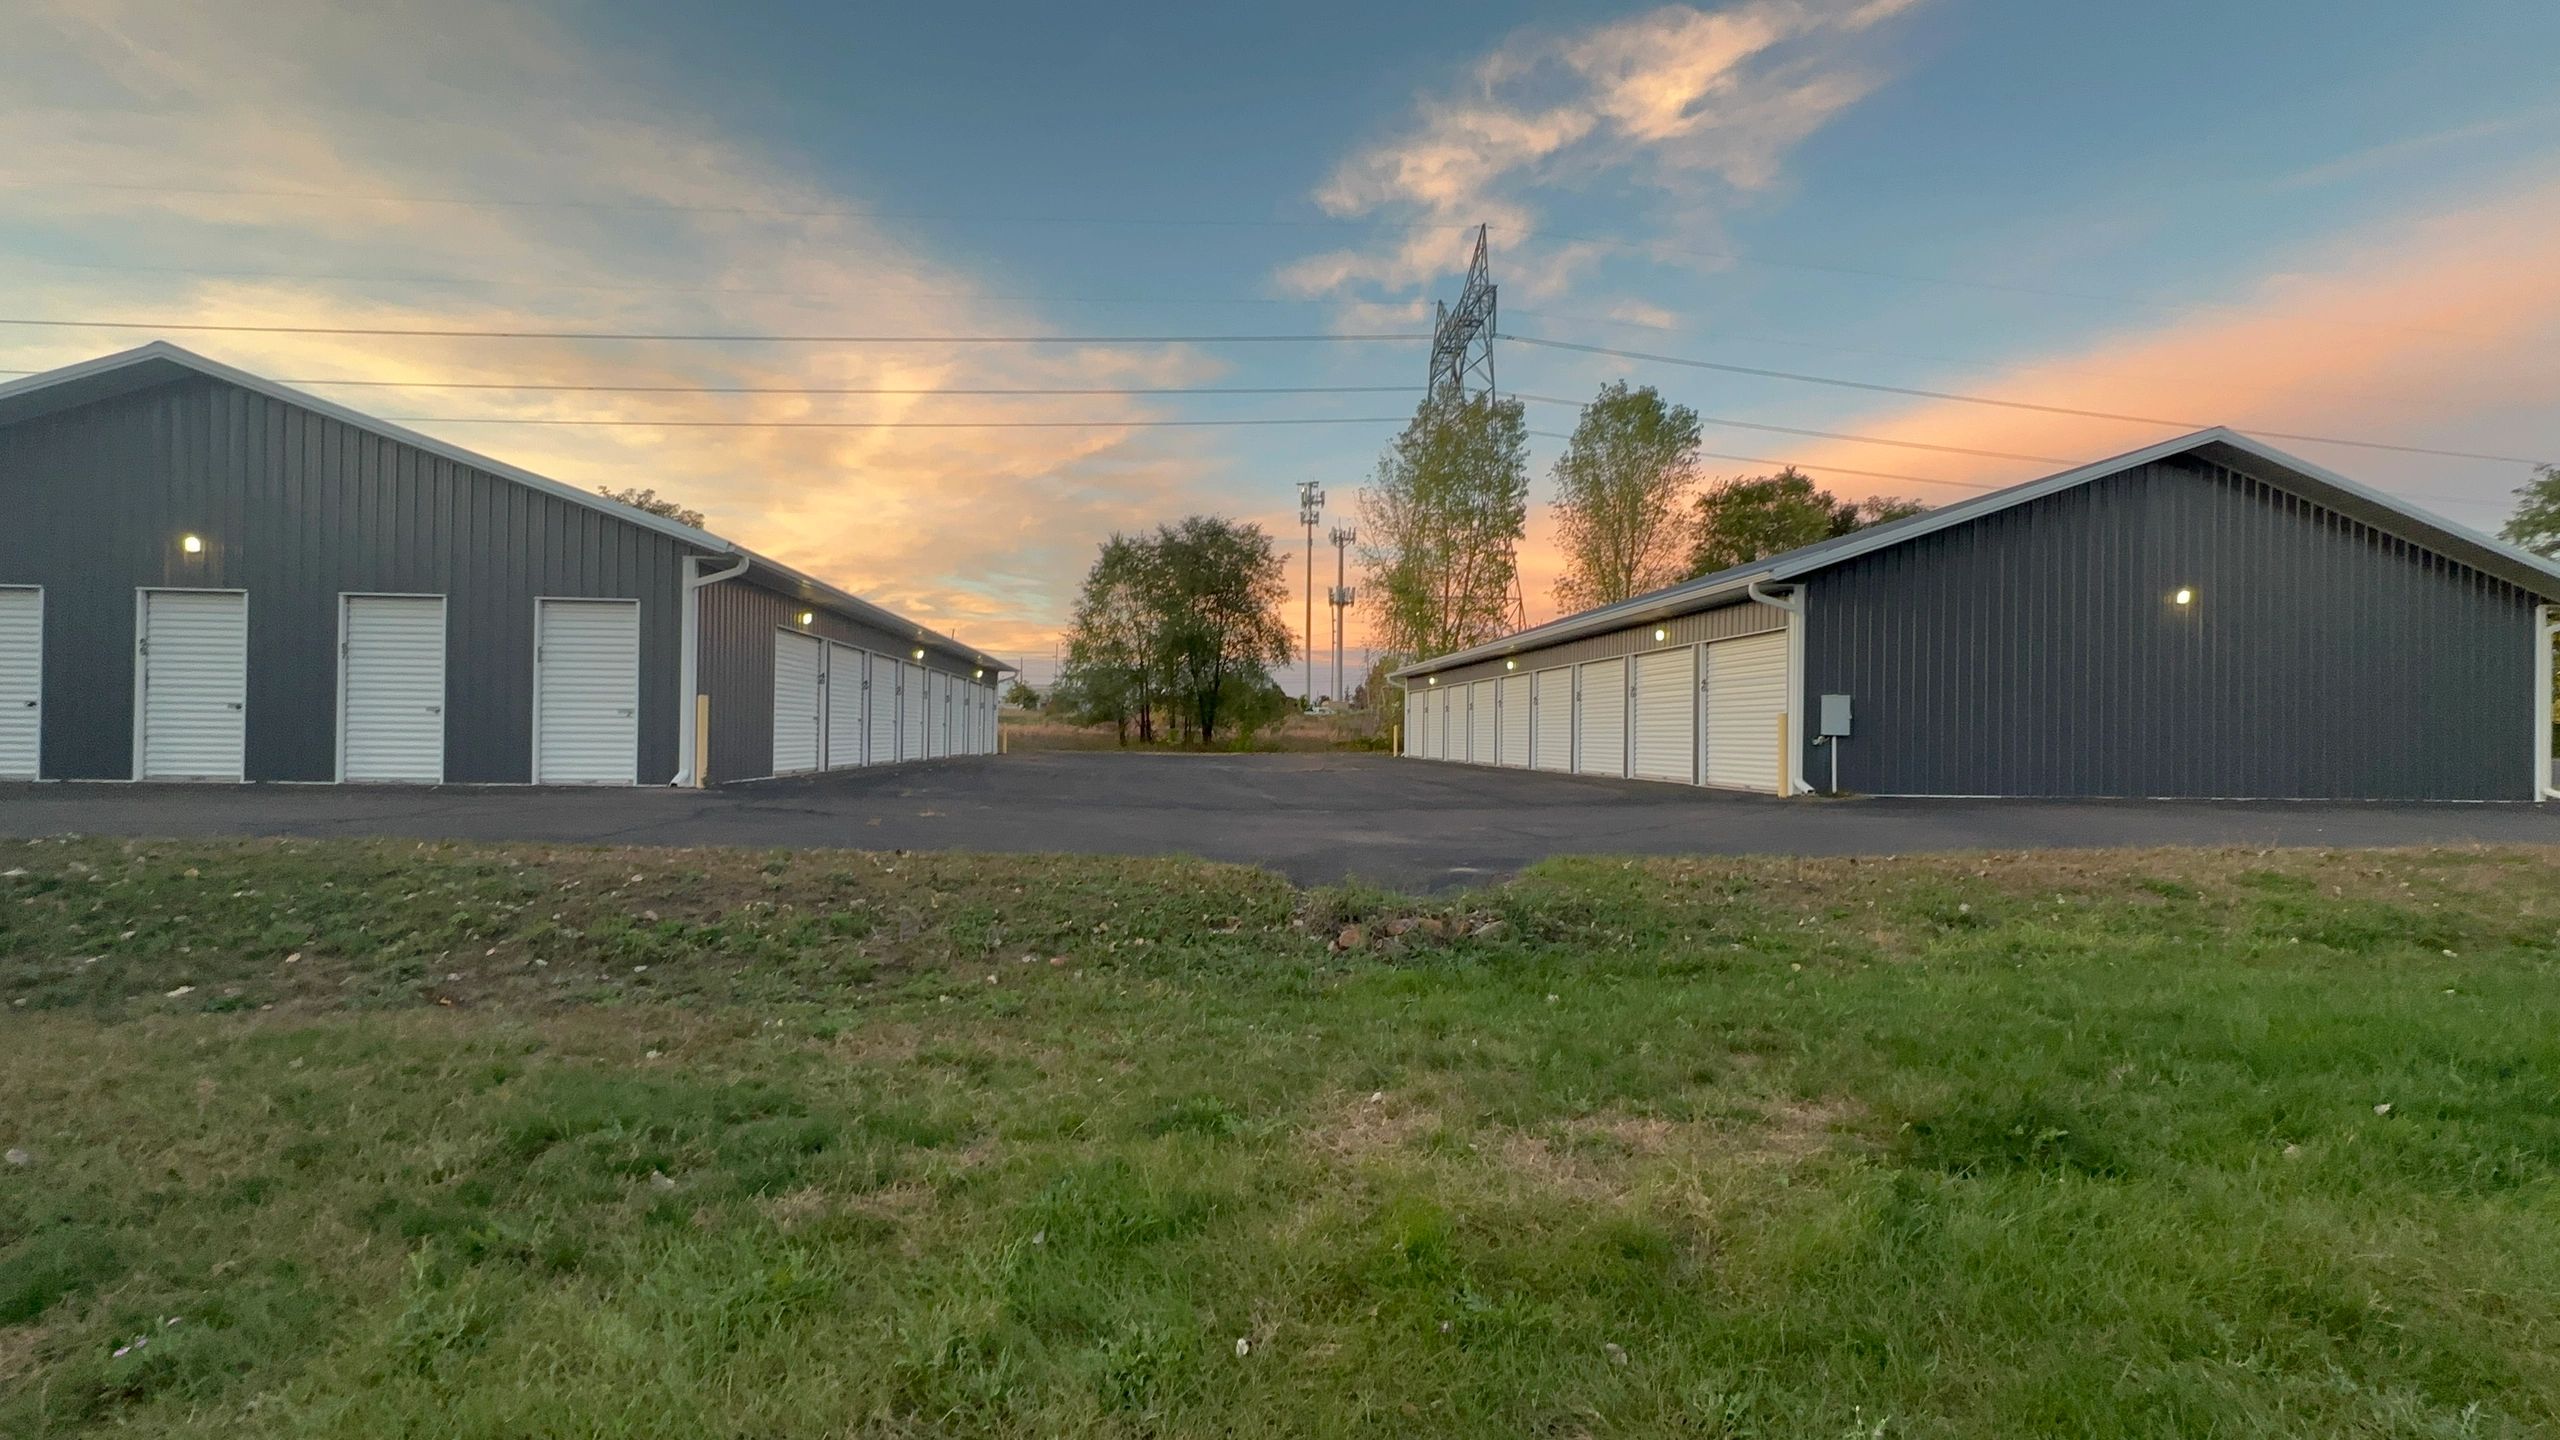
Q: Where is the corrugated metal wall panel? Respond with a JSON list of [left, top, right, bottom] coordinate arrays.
[[1425, 599, 1783, 689], [0, 373, 693, 782], [693, 580, 979, 782], [1804, 456, 2542, 799]]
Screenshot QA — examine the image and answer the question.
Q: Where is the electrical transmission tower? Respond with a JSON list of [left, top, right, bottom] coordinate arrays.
[[1429, 225, 1497, 401], [1327, 525, 1357, 707], [1427, 224, 1526, 630], [1297, 481, 1324, 705]]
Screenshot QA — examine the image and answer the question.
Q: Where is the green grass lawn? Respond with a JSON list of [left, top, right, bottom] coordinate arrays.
[[5, 837, 2559, 1437]]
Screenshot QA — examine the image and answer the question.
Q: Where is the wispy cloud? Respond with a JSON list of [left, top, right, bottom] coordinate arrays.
[[1279, 0, 1922, 301], [0, 0, 1240, 656]]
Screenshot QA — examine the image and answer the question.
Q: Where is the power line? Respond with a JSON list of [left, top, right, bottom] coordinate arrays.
[[1501, 332, 2555, 467], [0, 317, 1422, 344], [3, 254, 1430, 311], [1508, 392, 2072, 464], [0, 366, 1420, 398], [1523, 429, 2002, 492], [372, 414, 1416, 430]]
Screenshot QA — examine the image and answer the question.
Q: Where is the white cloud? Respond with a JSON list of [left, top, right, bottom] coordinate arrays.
[[0, 0, 1236, 654], [1281, 0, 1921, 299]]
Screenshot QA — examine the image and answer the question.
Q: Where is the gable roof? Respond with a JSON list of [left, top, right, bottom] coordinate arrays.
[[0, 341, 1011, 674], [1394, 427, 2560, 680]]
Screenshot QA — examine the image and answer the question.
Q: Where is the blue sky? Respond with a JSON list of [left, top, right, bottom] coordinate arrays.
[[4, 0, 2557, 681]]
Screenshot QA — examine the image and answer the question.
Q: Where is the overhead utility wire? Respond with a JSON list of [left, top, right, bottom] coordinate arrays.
[[1521, 428, 1999, 492], [371, 415, 1417, 430], [0, 317, 1420, 344], [1506, 392, 2071, 464], [0, 366, 1420, 397], [1501, 333, 2554, 467]]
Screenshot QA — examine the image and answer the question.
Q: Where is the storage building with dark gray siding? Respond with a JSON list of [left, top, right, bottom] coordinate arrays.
[[0, 343, 1007, 787], [1393, 430, 2560, 802]]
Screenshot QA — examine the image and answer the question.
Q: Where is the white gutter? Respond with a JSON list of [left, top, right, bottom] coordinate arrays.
[[2538, 604, 2557, 801], [1747, 580, 1813, 795], [672, 553, 752, 786]]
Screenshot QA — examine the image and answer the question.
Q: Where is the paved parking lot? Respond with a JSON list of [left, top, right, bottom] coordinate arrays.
[[3, 751, 2555, 889]]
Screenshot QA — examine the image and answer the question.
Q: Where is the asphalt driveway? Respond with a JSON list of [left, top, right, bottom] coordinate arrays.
[[4, 751, 2555, 889]]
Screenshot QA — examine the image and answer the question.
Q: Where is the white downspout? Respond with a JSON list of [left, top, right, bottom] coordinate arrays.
[[2537, 604, 2556, 801], [673, 552, 751, 786], [1747, 579, 1812, 795]]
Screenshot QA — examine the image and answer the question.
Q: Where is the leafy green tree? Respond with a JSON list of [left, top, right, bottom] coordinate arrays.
[[1360, 394, 1530, 660], [1057, 533, 1160, 743], [1053, 517, 1294, 745], [2504, 464, 2560, 558], [1002, 679, 1040, 709], [1551, 382, 1700, 610], [1687, 467, 1930, 577], [597, 486, 705, 529], [1147, 516, 1294, 743]]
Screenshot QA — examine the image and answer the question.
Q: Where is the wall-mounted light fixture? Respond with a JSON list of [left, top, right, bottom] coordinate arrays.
[[180, 533, 204, 555], [795, 610, 814, 626], [2172, 587, 2195, 607], [973, 668, 985, 679], [1425, 676, 1436, 686], [1652, 627, 1667, 642], [1504, 658, 1517, 670], [911, 647, 926, 660]]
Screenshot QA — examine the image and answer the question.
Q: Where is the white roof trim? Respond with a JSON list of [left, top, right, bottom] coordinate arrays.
[[1394, 426, 2560, 679], [0, 341, 1015, 674]]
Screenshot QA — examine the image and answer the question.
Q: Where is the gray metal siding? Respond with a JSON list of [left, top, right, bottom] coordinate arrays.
[[0, 374, 693, 782], [695, 578, 985, 783], [1426, 599, 1783, 689], [1804, 456, 2541, 800]]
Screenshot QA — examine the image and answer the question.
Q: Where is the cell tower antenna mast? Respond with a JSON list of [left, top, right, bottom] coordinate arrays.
[[1327, 525, 1357, 708], [1428, 224, 1497, 401], [1297, 481, 1324, 706]]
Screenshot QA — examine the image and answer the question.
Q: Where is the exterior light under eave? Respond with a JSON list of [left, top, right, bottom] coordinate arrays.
[[912, 647, 926, 660], [795, 610, 814, 626], [1653, 627, 1667, 642], [2173, 588, 2194, 607], [180, 533, 204, 554]]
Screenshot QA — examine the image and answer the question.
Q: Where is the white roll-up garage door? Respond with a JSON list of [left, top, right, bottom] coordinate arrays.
[[0, 587, 41, 780], [340, 594, 445, 783], [825, 643, 866, 768], [1632, 647, 1698, 785], [864, 655, 895, 764], [1576, 657, 1626, 777], [772, 630, 825, 775], [1705, 631, 1789, 793], [1468, 680, 1495, 765], [1402, 690, 1419, 755], [1499, 673, 1530, 766], [137, 589, 247, 781], [1439, 687, 1455, 758], [534, 598, 638, 785], [899, 662, 925, 761], [936, 673, 953, 756], [1531, 667, 1571, 772]]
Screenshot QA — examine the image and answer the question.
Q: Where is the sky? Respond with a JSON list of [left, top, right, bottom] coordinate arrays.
[[4, 0, 2557, 690]]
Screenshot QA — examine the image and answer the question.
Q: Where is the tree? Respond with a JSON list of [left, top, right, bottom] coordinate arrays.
[[1360, 393, 1530, 660], [1550, 382, 1700, 610], [1147, 516, 1294, 743], [1057, 533, 1159, 744], [2504, 464, 2560, 558], [1002, 679, 1040, 709], [598, 486, 705, 529], [1052, 517, 1294, 746], [1687, 467, 1929, 577]]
